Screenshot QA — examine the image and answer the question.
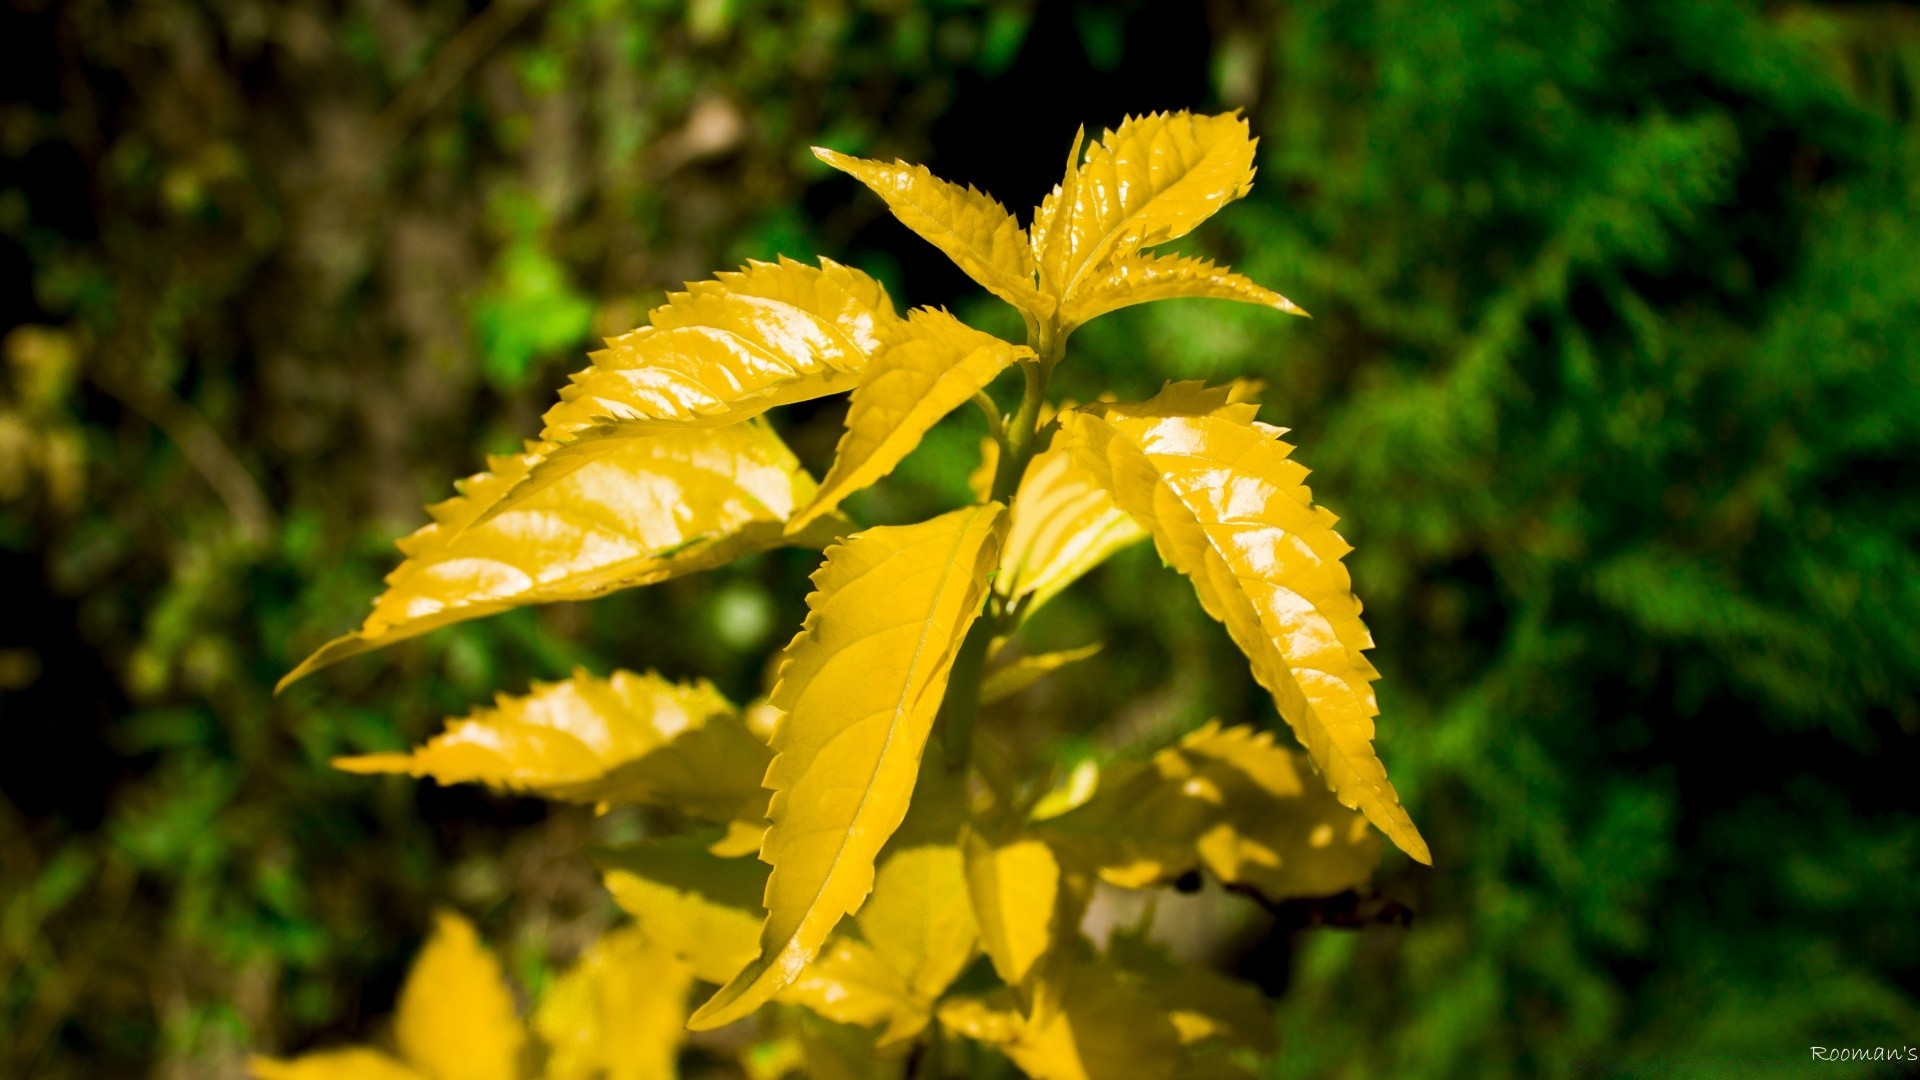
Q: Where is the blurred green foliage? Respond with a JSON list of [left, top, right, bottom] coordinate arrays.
[[2, 0, 1916, 1077]]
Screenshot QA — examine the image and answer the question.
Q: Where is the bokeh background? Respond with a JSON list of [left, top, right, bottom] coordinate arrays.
[[4, 0, 1918, 1076]]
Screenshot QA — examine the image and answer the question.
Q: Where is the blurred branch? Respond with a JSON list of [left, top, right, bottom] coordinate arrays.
[[87, 365, 276, 545], [376, 0, 548, 150]]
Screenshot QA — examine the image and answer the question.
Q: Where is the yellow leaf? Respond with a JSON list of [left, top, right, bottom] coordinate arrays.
[[1035, 112, 1258, 303], [281, 421, 816, 690], [856, 845, 978, 1002], [394, 911, 525, 1080], [597, 839, 769, 985], [1182, 723, 1381, 899], [1062, 252, 1306, 331], [812, 148, 1048, 320], [535, 926, 692, 1080], [961, 831, 1059, 985], [1105, 932, 1274, 1053], [939, 960, 1185, 1080], [487, 258, 895, 515], [689, 505, 1009, 1029], [979, 644, 1102, 705], [777, 936, 926, 1044], [543, 256, 893, 438], [1028, 125, 1084, 306], [997, 439, 1146, 618], [1058, 386, 1429, 864], [1043, 722, 1382, 899], [787, 312, 1029, 533], [333, 668, 770, 826], [249, 1050, 423, 1080]]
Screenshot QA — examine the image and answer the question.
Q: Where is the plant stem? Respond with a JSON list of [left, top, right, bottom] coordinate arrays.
[[940, 326, 1059, 774]]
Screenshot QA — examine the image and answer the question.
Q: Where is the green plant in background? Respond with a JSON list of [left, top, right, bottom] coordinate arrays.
[[269, 111, 1426, 1079]]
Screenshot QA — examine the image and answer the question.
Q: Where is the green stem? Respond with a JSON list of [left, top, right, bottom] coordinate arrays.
[[940, 327, 1059, 774]]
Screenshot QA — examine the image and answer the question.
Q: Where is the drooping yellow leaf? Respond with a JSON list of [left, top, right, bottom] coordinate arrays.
[[597, 839, 769, 985], [813, 149, 1048, 320], [1062, 252, 1305, 331], [394, 911, 525, 1080], [535, 926, 692, 1080], [856, 845, 978, 1002], [1105, 932, 1274, 1053], [689, 505, 1009, 1029], [249, 1049, 423, 1080], [980, 644, 1102, 705], [997, 440, 1147, 618], [1058, 386, 1429, 864], [962, 831, 1060, 986], [1042, 722, 1381, 899], [787, 312, 1029, 533], [778, 936, 926, 1043], [939, 960, 1185, 1080], [333, 668, 770, 826], [281, 421, 818, 689], [1034, 112, 1258, 303]]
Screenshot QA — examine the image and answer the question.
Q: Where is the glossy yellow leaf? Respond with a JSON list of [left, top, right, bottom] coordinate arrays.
[[787, 312, 1029, 533], [394, 911, 524, 1080], [1062, 252, 1305, 331], [484, 258, 896, 515], [813, 149, 1048, 319], [689, 505, 1009, 1029], [962, 831, 1059, 985], [333, 668, 770, 826], [1058, 387, 1429, 864], [1028, 125, 1084, 306], [281, 421, 818, 689], [1043, 722, 1381, 899], [535, 926, 692, 1080], [597, 839, 769, 985], [939, 960, 1185, 1080], [856, 845, 978, 1002], [1034, 112, 1257, 303], [998, 439, 1146, 618], [778, 936, 926, 1043], [980, 644, 1102, 705], [249, 1050, 423, 1080], [541, 257, 893, 438]]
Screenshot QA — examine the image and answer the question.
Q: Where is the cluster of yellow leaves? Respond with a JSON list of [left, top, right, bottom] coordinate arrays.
[[283, 111, 1431, 1080], [251, 912, 688, 1080]]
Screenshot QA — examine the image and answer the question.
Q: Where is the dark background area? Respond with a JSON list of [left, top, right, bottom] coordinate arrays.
[[2, 0, 1917, 1076]]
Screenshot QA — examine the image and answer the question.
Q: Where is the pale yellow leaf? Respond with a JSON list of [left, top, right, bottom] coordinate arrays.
[[939, 960, 1184, 1080], [1062, 252, 1305, 331], [777, 936, 926, 1044], [1106, 932, 1273, 1053], [1043, 722, 1381, 899], [689, 505, 1009, 1029], [856, 845, 978, 1002], [535, 926, 692, 1080], [1058, 386, 1429, 863], [813, 149, 1048, 319], [281, 422, 818, 689], [249, 1050, 423, 1080], [597, 839, 769, 985], [961, 831, 1059, 985], [787, 312, 1029, 533], [394, 911, 524, 1080], [998, 439, 1147, 618], [979, 644, 1102, 705], [1035, 112, 1258, 303]]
